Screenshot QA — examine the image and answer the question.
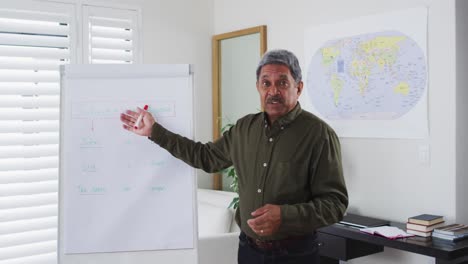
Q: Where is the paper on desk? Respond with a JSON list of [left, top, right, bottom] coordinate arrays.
[[360, 226, 415, 240]]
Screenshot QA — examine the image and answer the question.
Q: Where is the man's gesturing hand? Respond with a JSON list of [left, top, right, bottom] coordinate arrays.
[[247, 204, 281, 237], [120, 107, 155, 137]]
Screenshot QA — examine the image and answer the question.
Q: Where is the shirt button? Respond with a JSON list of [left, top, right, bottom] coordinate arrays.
[[263, 162, 267, 167], [269, 138, 273, 142], [281, 126, 284, 130], [257, 189, 262, 193]]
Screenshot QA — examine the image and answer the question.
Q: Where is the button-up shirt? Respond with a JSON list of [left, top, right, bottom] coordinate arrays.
[[149, 103, 348, 240]]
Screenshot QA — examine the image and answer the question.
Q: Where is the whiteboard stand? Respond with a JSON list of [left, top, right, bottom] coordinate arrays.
[[58, 64, 198, 264]]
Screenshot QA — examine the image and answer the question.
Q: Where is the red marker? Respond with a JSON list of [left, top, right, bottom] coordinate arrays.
[[134, 105, 148, 129]]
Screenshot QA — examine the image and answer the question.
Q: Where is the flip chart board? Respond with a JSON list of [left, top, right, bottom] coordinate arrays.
[[58, 64, 197, 264]]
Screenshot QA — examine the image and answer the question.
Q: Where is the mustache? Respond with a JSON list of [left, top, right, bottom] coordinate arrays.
[[266, 95, 284, 104]]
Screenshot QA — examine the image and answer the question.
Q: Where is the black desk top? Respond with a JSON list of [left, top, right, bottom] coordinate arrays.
[[318, 221, 468, 261]]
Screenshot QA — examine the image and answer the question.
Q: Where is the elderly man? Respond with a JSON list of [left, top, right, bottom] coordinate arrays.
[[120, 49, 348, 264]]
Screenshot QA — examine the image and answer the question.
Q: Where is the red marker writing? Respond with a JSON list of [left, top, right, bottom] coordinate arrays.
[[134, 105, 148, 129]]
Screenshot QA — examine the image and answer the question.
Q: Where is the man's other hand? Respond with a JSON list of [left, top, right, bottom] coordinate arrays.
[[247, 204, 281, 237]]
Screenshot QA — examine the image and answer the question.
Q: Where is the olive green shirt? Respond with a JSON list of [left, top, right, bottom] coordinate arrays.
[[149, 103, 348, 240]]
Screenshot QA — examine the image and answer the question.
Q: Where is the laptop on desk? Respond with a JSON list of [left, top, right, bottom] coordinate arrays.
[[339, 213, 390, 228]]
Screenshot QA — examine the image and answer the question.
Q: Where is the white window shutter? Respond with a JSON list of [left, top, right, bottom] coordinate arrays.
[[0, 2, 141, 263], [0, 1, 75, 264], [83, 5, 141, 64]]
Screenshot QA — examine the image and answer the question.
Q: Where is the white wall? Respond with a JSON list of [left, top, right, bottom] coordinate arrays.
[[214, 0, 457, 264], [138, 0, 214, 189], [89, 0, 215, 188]]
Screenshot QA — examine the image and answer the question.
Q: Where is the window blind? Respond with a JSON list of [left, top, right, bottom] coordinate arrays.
[[0, 4, 73, 264], [83, 6, 140, 64]]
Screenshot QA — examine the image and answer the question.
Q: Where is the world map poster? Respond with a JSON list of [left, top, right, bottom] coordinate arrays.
[[303, 7, 428, 138]]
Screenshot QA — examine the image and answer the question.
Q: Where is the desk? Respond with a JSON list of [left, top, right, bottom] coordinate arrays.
[[317, 222, 468, 264]]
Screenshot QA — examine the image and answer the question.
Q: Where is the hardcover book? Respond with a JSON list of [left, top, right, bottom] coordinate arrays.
[[406, 236, 432, 246], [406, 229, 432, 237], [433, 224, 468, 236], [432, 232, 468, 242], [339, 213, 390, 228], [408, 214, 444, 226], [406, 221, 445, 232]]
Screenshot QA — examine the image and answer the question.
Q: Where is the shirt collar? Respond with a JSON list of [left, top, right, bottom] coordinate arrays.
[[263, 102, 303, 128]]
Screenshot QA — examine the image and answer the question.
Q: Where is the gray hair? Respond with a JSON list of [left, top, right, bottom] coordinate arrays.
[[256, 49, 302, 83]]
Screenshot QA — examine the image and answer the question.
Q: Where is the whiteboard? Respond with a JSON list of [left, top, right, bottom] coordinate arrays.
[[58, 64, 197, 264]]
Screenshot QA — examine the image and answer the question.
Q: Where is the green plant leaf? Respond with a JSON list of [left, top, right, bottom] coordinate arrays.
[[221, 123, 234, 133], [228, 196, 239, 209], [228, 169, 235, 177]]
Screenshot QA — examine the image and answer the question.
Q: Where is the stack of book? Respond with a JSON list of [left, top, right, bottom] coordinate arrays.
[[406, 214, 445, 237], [432, 224, 468, 242]]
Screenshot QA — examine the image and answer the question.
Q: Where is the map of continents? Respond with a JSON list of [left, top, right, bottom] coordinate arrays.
[[306, 31, 427, 120]]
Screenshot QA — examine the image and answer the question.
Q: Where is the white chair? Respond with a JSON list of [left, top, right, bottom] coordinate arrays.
[[197, 189, 240, 264]]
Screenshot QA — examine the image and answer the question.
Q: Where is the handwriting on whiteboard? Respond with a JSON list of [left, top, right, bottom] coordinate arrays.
[[71, 101, 176, 119], [76, 184, 166, 195]]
